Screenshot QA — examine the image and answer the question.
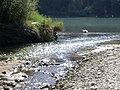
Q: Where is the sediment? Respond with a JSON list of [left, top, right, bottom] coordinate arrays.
[[0, 58, 59, 90], [54, 44, 120, 90], [1, 42, 120, 90]]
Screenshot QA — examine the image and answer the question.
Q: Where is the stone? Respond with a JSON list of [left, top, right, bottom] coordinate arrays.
[[3, 86, 10, 90], [2, 71, 6, 75], [22, 75, 27, 78], [6, 82, 16, 88], [25, 61, 31, 65], [42, 63, 48, 67], [32, 64, 36, 68], [90, 82, 96, 86], [15, 79, 20, 82]]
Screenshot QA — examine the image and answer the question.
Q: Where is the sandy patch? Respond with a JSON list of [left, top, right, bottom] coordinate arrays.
[[0, 60, 25, 74]]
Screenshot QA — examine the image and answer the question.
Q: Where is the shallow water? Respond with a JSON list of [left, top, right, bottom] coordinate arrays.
[[0, 32, 120, 89], [0, 18, 120, 89]]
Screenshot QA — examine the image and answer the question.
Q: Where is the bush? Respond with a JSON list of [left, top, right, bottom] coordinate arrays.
[[26, 11, 63, 32], [53, 21, 63, 32], [0, 0, 63, 32], [25, 11, 52, 30]]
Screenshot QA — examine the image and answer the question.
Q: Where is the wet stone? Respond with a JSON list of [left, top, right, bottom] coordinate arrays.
[[31, 64, 36, 68], [90, 82, 96, 86], [2, 71, 6, 75], [42, 63, 49, 67], [25, 61, 31, 65], [6, 82, 15, 87], [3, 86, 10, 90], [15, 79, 21, 83], [22, 75, 27, 78]]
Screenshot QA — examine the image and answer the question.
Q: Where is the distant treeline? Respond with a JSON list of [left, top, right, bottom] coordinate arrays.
[[39, 0, 120, 17]]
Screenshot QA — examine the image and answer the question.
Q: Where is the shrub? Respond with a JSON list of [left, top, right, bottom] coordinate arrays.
[[52, 21, 64, 32], [0, 0, 63, 32]]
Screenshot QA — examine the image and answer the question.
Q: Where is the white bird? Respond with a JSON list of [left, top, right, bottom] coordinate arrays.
[[82, 29, 88, 33]]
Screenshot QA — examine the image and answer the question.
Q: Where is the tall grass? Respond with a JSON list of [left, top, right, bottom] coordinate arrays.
[[25, 11, 63, 32], [52, 21, 63, 32]]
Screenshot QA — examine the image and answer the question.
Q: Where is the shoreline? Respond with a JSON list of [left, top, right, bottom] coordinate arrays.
[[53, 44, 120, 90], [0, 60, 25, 74], [0, 57, 64, 89], [0, 23, 58, 46], [0, 41, 120, 89]]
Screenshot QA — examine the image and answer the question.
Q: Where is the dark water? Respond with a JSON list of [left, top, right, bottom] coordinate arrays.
[[54, 17, 120, 32]]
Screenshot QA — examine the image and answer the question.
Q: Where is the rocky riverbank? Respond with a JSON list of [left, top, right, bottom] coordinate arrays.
[[0, 57, 61, 90], [1, 43, 120, 90], [53, 44, 120, 90]]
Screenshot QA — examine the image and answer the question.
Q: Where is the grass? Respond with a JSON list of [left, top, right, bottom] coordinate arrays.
[[52, 21, 63, 32], [25, 11, 63, 32]]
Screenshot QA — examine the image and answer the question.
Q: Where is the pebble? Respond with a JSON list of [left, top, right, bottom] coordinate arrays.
[[90, 82, 96, 86], [3, 86, 10, 90], [51, 45, 120, 90], [31, 64, 36, 68], [90, 86, 97, 90], [0, 57, 70, 89], [2, 71, 6, 75], [25, 61, 31, 65]]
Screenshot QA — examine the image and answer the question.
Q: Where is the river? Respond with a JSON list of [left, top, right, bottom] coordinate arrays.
[[55, 17, 120, 32], [0, 18, 120, 89]]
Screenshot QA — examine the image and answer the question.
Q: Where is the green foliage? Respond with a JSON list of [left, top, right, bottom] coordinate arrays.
[[27, 11, 52, 23], [0, 0, 63, 32], [0, 0, 38, 24], [53, 21, 63, 32], [25, 11, 63, 32]]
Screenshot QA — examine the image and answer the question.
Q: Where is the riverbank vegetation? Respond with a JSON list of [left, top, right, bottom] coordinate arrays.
[[0, 0, 63, 46]]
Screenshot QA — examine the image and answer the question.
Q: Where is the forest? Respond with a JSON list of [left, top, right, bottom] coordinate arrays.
[[39, 0, 120, 17]]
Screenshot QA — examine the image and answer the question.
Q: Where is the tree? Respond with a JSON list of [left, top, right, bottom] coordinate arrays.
[[0, 0, 38, 25], [39, 0, 120, 17]]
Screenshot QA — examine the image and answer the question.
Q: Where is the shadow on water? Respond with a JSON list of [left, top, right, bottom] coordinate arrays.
[[0, 40, 55, 54], [0, 44, 30, 61], [0, 45, 25, 54]]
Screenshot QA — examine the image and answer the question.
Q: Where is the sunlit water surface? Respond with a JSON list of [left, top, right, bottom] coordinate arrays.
[[0, 32, 120, 89], [1, 18, 120, 89]]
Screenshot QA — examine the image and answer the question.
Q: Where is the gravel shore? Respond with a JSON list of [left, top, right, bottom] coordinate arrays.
[[54, 44, 120, 90], [1, 44, 120, 90]]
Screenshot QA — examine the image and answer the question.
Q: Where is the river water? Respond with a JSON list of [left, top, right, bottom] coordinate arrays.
[[0, 18, 120, 89]]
